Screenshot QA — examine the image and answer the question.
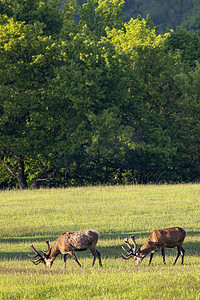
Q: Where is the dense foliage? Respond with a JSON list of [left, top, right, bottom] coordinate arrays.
[[0, 0, 200, 189]]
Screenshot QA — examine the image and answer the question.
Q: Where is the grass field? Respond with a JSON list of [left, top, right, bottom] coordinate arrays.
[[0, 184, 200, 299]]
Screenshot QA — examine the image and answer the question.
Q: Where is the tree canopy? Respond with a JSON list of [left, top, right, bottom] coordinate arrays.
[[0, 0, 199, 189]]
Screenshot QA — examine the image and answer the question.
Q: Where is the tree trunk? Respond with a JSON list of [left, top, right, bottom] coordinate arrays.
[[16, 157, 28, 190], [3, 156, 28, 189], [16, 171, 28, 190]]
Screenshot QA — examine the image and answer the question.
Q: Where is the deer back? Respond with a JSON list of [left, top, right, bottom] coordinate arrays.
[[157, 227, 186, 247], [141, 227, 186, 252], [55, 230, 99, 253]]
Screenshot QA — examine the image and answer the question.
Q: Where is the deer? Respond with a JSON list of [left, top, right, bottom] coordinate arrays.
[[28, 230, 102, 268], [122, 227, 186, 266]]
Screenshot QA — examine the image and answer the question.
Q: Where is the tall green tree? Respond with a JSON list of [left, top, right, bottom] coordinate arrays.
[[106, 18, 180, 182], [79, 0, 125, 37], [165, 62, 200, 182], [0, 16, 64, 188], [51, 22, 135, 184], [0, 0, 64, 36], [165, 28, 200, 181], [166, 26, 200, 70]]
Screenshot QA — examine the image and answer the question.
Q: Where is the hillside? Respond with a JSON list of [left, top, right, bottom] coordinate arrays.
[[78, 0, 200, 32]]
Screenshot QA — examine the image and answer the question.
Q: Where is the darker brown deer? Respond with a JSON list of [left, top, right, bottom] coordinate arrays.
[[122, 227, 186, 266], [29, 230, 102, 268]]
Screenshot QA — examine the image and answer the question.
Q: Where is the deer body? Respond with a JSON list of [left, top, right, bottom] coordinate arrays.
[[29, 230, 102, 268], [122, 227, 186, 266]]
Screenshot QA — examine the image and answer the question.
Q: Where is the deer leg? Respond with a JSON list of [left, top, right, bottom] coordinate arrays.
[[64, 254, 68, 269], [69, 250, 81, 267], [161, 248, 166, 265], [96, 249, 102, 267], [173, 246, 181, 265], [148, 251, 155, 265], [180, 247, 185, 265], [90, 248, 102, 267], [90, 249, 96, 266]]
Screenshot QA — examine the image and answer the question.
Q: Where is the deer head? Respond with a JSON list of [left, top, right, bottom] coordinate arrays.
[[28, 241, 53, 268], [122, 235, 137, 259], [122, 235, 145, 265]]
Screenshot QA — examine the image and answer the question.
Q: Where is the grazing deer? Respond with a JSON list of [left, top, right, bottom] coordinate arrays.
[[122, 227, 186, 266], [28, 230, 102, 268]]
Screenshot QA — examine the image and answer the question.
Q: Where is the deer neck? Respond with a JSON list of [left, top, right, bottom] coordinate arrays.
[[139, 243, 152, 258], [49, 242, 61, 260]]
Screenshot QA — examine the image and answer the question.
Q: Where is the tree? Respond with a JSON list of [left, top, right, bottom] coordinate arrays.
[[166, 26, 200, 70], [164, 28, 200, 181], [0, 0, 64, 36], [0, 16, 64, 188], [79, 0, 125, 37], [165, 63, 200, 182], [106, 18, 180, 182], [51, 23, 135, 184]]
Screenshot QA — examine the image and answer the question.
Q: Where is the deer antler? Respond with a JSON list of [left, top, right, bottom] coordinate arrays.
[[42, 240, 51, 255], [28, 245, 45, 265], [122, 235, 137, 260], [130, 235, 137, 253], [46, 241, 51, 252]]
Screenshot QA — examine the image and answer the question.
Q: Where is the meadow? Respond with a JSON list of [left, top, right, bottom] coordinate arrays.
[[0, 184, 200, 299]]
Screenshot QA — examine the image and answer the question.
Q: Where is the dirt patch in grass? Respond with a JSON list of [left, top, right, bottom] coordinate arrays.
[[0, 267, 65, 275]]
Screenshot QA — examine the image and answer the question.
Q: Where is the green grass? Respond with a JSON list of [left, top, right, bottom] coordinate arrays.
[[0, 184, 200, 299]]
